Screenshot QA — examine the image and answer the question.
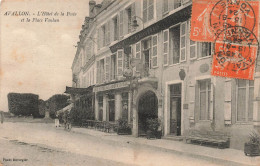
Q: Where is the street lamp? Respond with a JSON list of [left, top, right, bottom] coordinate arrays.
[[123, 56, 139, 127], [132, 16, 144, 29]]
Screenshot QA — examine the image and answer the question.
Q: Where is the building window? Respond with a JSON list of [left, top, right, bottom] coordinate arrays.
[[110, 54, 117, 80], [163, 0, 168, 13], [174, 0, 182, 9], [100, 59, 105, 83], [126, 7, 132, 34], [98, 96, 103, 121], [101, 25, 106, 47], [108, 94, 115, 122], [143, 0, 154, 23], [142, 38, 151, 76], [237, 80, 254, 122], [169, 25, 180, 65], [198, 42, 212, 58], [199, 79, 211, 120], [113, 16, 118, 41]]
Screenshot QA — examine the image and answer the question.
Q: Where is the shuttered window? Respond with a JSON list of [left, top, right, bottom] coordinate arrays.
[[180, 22, 186, 62], [237, 80, 254, 122], [131, 3, 136, 31], [106, 21, 111, 45], [199, 79, 211, 120], [97, 28, 101, 49], [143, 0, 154, 23], [117, 50, 124, 79], [105, 56, 111, 82], [174, 0, 182, 9], [96, 61, 100, 83], [135, 42, 141, 59], [100, 59, 105, 83], [163, 0, 168, 13], [152, 34, 158, 68], [163, 29, 169, 66], [101, 25, 106, 47], [119, 11, 124, 38]]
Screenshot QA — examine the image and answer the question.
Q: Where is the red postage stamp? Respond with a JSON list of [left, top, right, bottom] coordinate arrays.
[[211, 26, 259, 80], [191, 0, 259, 42], [190, 0, 259, 80]]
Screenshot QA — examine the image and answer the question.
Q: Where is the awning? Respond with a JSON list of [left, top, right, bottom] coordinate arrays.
[[57, 103, 73, 115], [110, 4, 192, 53], [64, 86, 93, 95]]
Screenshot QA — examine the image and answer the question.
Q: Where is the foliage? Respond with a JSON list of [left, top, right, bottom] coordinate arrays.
[[69, 106, 94, 125], [47, 94, 70, 119], [146, 118, 160, 132], [248, 131, 260, 145], [38, 99, 46, 118], [117, 118, 130, 130], [7, 93, 41, 118]]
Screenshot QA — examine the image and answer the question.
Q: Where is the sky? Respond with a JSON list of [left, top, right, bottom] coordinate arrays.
[[0, 0, 91, 111]]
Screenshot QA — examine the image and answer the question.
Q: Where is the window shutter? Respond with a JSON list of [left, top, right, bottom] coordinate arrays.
[[97, 28, 101, 49], [163, 29, 169, 66], [117, 50, 124, 79], [224, 79, 232, 124], [152, 34, 158, 68], [105, 56, 110, 82], [96, 61, 100, 83], [209, 81, 214, 121], [135, 42, 141, 59], [148, 0, 154, 21], [143, 0, 148, 23], [194, 82, 200, 122], [119, 11, 124, 38], [106, 21, 111, 45], [189, 20, 197, 59], [189, 84, 195, 123], [180, 22, 186, 62], [131, 3, 136, 32]]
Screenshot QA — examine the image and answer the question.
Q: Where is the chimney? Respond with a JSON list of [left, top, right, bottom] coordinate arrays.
[[89, 0, 96, 17]]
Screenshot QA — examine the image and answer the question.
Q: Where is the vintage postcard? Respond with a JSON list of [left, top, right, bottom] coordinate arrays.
[[1, 0, 260, 166]]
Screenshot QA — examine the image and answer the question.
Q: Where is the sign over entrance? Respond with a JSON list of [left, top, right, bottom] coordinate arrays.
[[93, 81, 130, 93]]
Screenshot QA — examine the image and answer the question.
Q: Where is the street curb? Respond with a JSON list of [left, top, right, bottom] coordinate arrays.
[[71, 128, 256, 166]]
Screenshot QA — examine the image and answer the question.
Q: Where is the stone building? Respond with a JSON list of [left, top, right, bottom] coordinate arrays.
[[70, 0, 260, 150]]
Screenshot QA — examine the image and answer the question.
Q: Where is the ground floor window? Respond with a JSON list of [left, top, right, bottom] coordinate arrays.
[[108, 94, 115, 122], [198, 79, 211, 120], [98, 96, 103, 121], [237, 80, 254, 122]]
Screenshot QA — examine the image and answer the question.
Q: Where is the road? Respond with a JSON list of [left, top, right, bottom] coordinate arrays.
[[0, 122, 224, 166]]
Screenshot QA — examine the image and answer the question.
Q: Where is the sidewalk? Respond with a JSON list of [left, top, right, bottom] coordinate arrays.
[[71, 127, 260, 166]]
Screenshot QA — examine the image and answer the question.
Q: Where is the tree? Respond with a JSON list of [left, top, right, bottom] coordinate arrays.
[[47, 94, 70, 118], [38, 99, 46, 118], [7, 93, 40, 117]]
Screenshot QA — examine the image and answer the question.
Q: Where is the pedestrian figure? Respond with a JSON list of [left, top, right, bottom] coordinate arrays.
[[1, 112, 4, 124], [55, 116, 59, 128]]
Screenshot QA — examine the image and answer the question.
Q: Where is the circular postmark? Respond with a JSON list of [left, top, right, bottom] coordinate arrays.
[[214, 26, 259, 72], [210, 0, 256, 36]]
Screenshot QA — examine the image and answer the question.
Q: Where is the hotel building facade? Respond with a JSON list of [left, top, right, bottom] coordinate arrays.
[[70, 0, 260, 150]]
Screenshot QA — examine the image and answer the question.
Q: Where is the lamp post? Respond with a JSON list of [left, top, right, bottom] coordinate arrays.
[[123, 57, 140, 137], [132, 16, 144, 30]]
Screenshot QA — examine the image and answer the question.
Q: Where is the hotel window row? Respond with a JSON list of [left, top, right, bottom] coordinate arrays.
[[163, 21, 213, 66], [98, 3, 136, 49], [194, 79, 254, 122]]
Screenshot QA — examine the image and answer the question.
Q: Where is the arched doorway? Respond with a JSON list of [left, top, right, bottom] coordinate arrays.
[[138, 91, 158, 136]]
